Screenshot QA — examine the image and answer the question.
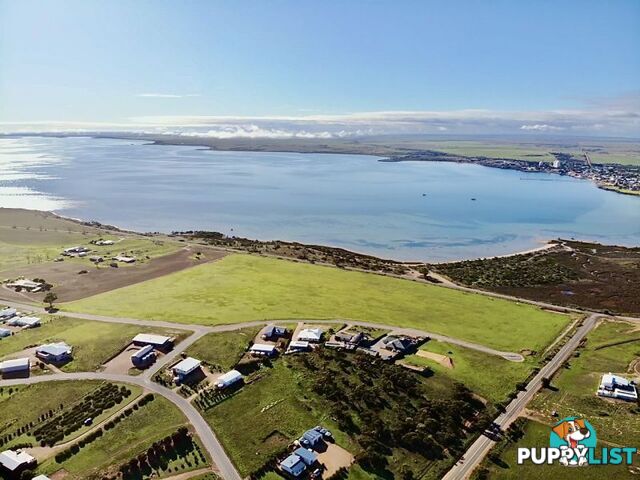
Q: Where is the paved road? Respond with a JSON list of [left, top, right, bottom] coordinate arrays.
[[0, 371, 242, 480], [442, 313, 601, 480], [1, 299, 525, 362]]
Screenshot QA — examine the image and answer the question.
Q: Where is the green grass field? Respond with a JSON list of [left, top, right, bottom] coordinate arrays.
[[39, 395, 198, 479], [405, 340, 534, 403], [66, 254, 569, 353], [0, 316, 187, 372], [530, 320, 640, 446], [475, 420, 638, 479], [186, 327, 262, 371]]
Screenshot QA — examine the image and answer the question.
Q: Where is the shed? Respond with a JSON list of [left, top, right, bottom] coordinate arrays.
[[0, 358, 30, 374], [131, 345, 156, 367], [0, 328, 11, 338], [249, 343, 277, 356], [7, 316, 41, 328], [300, 428, 324, 449], [0, 308, 17, 320], [216, 369, 243, 389], [132, 333, 172, 349]]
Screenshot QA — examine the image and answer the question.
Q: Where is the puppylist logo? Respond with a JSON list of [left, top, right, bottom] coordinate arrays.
[[517, 416, 637, 467]]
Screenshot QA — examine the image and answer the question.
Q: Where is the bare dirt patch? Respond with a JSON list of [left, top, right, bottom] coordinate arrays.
[[0, 247, 227, 302], [416, 349, 454, 368], [317, 443, 354, 478]]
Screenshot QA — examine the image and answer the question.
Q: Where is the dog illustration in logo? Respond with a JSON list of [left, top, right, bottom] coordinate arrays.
[[552, 418, 591, 466]]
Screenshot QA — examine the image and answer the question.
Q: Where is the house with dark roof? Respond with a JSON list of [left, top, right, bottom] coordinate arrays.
[[262, 325, 288, 340]]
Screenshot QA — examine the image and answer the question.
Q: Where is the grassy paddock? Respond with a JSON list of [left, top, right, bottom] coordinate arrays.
[[67, 255, 569, 353], [405, 340, 534, 403], [186, 327, 262, 372]]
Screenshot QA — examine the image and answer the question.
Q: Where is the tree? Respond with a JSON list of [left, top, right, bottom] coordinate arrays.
[[44, 291, 58, 310]]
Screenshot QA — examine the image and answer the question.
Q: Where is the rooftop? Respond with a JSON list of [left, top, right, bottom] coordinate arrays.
[[133, 333, 171, 345], [37, 342, 72, 357], [172, 357, 201, 374], [0, 449, 35, 471], [0, 357, 30, 370]]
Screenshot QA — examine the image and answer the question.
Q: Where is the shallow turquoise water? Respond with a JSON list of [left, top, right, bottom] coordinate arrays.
[[1, 136, 638, 261]]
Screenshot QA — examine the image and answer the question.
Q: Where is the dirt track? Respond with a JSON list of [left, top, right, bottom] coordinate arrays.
[[0, 247, 227, 302]]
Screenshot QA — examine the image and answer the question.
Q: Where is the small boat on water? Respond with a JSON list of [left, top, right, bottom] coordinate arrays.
[[471, 198, 477, 201]]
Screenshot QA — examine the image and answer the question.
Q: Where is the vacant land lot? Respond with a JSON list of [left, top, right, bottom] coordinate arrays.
[[434, 240, 640, 315], [530, 320, 640, 446], [186, 327, 262, 372], [405, 340, 534, 403], [67, 255, 569, 353], [475, 419, 638, 479], [0, 316, 186, 372]]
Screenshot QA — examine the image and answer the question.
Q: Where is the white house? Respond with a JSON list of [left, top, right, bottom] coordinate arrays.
[[597, 373, 638, 401], [287, 340, 310, 353], [63, 246, 89, 255], [0, 358, 30, 374], [216, 369, 243, 389], [96, 239, 115, 246], [0, 449, 36, 473], [0, 328, 11, 338], [249, 343, 277, 356], [36, 342, 73, 362], [297, 328, 323, 343], [7, 316, 41, 328], [172, 357, 202, 380]]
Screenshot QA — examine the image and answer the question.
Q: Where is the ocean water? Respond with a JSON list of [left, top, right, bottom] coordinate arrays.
[[1, 136, 639, 261]]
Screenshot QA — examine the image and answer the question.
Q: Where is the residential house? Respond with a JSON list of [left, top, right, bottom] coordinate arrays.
[[7, 316, 40, 328], [287, 341, 310, 353], [172, 357, 202, 381], [112, 256, 136, 263], [0, 308, 17, 321], [335, 331, 364, 345], [6, 279, 43, 292], [297, 328, 323, 343], [0, 449, 36, 476], [280, 453, 307, 477], [261, 325, 288, 340], [597, 373, 638, 401], [293, 447, 318, 466], [382, 336, 416, 354], [36, 342, 73, 363]]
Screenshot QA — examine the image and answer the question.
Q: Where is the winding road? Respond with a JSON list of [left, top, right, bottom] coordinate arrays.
[[0, 281, 636, 479]]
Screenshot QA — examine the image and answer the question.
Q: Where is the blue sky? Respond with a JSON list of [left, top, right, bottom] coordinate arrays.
[[1, 0, 639, 136]]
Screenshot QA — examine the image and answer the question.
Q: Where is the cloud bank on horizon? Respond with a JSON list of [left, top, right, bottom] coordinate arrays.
[[2, 92, 639, 139]]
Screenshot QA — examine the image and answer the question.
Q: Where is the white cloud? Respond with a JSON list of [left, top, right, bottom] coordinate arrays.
[[136, 93, 201, 98], [520, 124, 565, 131]]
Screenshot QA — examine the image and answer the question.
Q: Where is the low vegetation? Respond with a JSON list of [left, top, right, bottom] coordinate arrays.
[[205, 348, 490, 479], [67, 254, 569, 353], [433, 240, 640, 315]]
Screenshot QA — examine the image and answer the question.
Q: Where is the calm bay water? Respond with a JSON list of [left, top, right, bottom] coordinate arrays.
[[1, 136, 639, 261]]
